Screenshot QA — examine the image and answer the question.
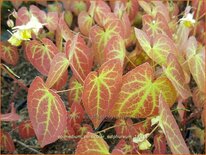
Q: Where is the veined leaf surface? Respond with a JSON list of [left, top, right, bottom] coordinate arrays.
[[0, 131, 15, 153], [52, 70, 68, 91], [46, 53, 70, 88], [66, 34, 93, 82], [18, 120, 35, 139], [44, 12, 58, 31], [26, 38, 58, 76], [75, 132, 109, 154], [164, 54, 191, 99], [134, 28, 177, 65], [28, 76, 67, 147], [68, 76, 83, 105], [1, 42, 19, 65], [159, 94, 190, 154], [90, 23, 123, 65], [1, 103, 20, 122], [153, 132, 166, 154], [82, 60, 122, 128], [104, 35, 126, 66], [111, 63, 177, 118]]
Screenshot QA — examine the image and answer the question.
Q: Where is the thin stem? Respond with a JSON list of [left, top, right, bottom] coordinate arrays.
[[193, 0, 202, 36], [56, 86, 83, 93], [13, 139, 43, 154], [0, 64, 28, 91], [70, 63, 84, 84]]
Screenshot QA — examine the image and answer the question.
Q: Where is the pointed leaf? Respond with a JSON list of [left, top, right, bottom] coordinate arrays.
[[192, 87, 206, 109], [18, 120, 36, 139], [90, 23, 123, 65], [68, 76, 83, 105], [104, 35, 126, 66], [187, 48, 205, 93], [142, 13, 172, 38], [26, 38, 59, 76], [1, 102, 20, 122], [1, 42, 19, 65], [135, 28, 177, 65], [82, 60, 122, 128], [58, 12, 74, 41], [67, 102, 85, 127], [0, 131, 15, 153], [66, 34, 93, 82], [28, 76, 67, 147], [52, 70, 68, 91], [159, 94, 190, 154], [164, 54, 191, 99], [115, 119, 134, 137], [46, 53, 70, 88], [78, 11, 94, 36], [111, 63, 177, 118], [75, 132, 109, 154]]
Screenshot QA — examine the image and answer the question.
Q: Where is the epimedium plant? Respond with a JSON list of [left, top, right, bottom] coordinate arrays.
[[0, 0, 205, 154]]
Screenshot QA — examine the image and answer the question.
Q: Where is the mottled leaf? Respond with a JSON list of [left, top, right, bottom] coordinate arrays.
[[82, 60, 122, 128], [46, 53, 70, 88], [28, 76, 67, 147], [75, 132, 109, 154], [26, 38, 59, 76], [159, 94, 190, 154]]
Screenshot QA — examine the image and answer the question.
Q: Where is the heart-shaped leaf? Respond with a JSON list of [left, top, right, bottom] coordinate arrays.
[[0, 131, 15, 153], [82, 60, 122, 128], [1, 42, 19, 65], [159, 94, 190, 154], [134, 28, 177, 65], [28, 76, 67, 147], [164, 54, 191, 99], [142, 13, 172, 38], [44, 12, 59, 32], [78, 11, 94, 36], [26, 38, 59, 76], [104, 35, 126, 66], [46, 53, 70, 88], [66, 34, 93, 82], [68, 76, 83, 105], [18, 120, 36, 139], [111, 62, 177, 118], [75, 132, 109, 154]]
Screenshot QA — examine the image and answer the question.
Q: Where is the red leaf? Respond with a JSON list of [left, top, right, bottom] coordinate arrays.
[[74, 124, 93, 137], [16, 6, 30, 25], [113, 139, 133, 154], [18, 120, 36, 139], [115, 119, 134, 137], [153, 132, 166, 154], [26, 38, 59, 76], [67, 102, 85, 127], [52, 70, 68, 91], [82, 60, 122, 128], [159, 94, 190, 154], [75, 132, 109, 154], [164, 54, 191, 99], [104, 35, 126, 66], [28, 76, 67, 147], [46, 53, 70, 88], [68, 76, 83, 105], [0, 42, 19, 65], [192, 87, 206, 109], [70, 0, 87, 16], [0, 131, 15, 153], [1, 102, 20, 122], [44, 12, 59, 31], [111, 62, 177, 118], [61, 122, 75, 141], [78, 11, 94, 36], [58, 12, 74, 41], [66, 34, 93, 82]]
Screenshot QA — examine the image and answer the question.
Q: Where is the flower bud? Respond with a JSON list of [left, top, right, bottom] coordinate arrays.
[[12, 10, 18, 18], [7, 19, 14, 28]]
